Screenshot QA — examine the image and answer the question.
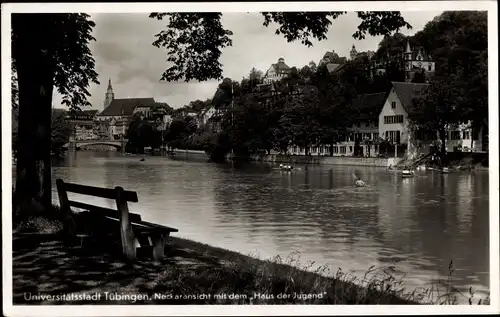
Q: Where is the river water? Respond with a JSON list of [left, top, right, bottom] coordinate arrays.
[[39, 151, 490, 302]]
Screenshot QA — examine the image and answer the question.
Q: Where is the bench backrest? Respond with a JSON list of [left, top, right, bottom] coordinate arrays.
[[56, 179, 141, 222], [58, 180, 138, 202]]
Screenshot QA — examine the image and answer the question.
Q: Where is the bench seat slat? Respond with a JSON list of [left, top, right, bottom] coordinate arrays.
[[104, 216, 178, 233], [139, 220, 179, 233], [68, 200, 142, 223], [63, 182, 138, 202]]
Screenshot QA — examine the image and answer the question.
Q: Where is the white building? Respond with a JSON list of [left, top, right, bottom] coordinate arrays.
[[379, 82, 483, 158], [263, 57, 292, 84], [284, 81, 484, 158], [200, 106, 216, 125], [377, 82, 425, 145], [286, 92, 387, 157]]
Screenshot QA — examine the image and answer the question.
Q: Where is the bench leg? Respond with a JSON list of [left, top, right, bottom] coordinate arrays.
[[152, 234, 167, 261]]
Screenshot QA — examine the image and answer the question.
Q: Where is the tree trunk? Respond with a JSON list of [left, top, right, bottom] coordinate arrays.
[[438, 127, 447, 166], [470, 126, 474, 151], [14, 50, 54, 221]]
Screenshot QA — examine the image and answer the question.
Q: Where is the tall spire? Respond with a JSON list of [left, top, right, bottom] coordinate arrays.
[[104, 77, 115, 109], [405, 40, 412, 54]]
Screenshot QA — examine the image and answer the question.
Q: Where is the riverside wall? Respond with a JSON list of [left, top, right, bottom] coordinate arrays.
[[167, 150, 403, 167], [248, 154, 403, 167], [172, 149, 210, 160]]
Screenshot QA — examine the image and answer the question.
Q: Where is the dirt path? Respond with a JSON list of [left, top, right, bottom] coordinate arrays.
[[12, 230, 419, 305]]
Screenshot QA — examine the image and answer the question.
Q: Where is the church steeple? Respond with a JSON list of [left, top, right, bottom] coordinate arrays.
[[405, 40, 412, 55], [104, 77, 115, 109], [404, 40, 415, 82]]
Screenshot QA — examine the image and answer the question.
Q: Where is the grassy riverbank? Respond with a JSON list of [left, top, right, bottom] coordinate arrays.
[[12, 214, 489, 305]]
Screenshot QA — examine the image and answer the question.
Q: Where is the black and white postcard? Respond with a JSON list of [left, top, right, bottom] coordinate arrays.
[[2, 1, 498, 316]]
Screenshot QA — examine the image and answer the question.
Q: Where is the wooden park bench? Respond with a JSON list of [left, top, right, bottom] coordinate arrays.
[[56, 179, 178, 261]]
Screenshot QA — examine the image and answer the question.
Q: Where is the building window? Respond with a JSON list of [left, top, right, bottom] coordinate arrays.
[[384, 115, 404, 124], [462, 131, 470, 140], [473, 129, 480, 140], [391, 101, 396, 109], [428, 64, 432, 71], [349, 146, 353, 152], [333, 146, 339, 154], [387, 130, 401, 143], [451, 131, 461, 140], [340, 146, 346, 154]]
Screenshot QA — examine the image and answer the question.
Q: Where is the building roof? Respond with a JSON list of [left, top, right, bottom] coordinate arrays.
[[267, 58, 291, 76], [67, 109, 99, 119], [98, 98, 156, 117], [153, 102, 169, 109], [320, 50, 347, 67], [326, 63, 342, 73], [405, 42, 432, 61], [410, 48, 432, 61], [323, 51, 340, 61], [391, 82, 429, 114], [83, 110, 99, 116], [352, 92, 388, 120]]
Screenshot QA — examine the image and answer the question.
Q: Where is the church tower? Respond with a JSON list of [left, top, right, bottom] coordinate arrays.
[[104, 77, 114, 109], [404, 40, 413, 82]]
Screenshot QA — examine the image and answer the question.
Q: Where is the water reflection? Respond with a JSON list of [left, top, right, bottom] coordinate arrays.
[[39, 151, 490, 301]]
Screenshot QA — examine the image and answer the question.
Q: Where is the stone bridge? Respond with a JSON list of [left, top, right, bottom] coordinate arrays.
[[65, 139, 128, 150]]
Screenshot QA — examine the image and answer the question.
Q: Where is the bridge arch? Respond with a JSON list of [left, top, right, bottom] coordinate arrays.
[[65, 139, 128, 151], [76, 142, 124, 150]]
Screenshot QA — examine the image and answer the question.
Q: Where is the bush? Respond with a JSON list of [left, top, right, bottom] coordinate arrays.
[[17, 216, 63, 234]]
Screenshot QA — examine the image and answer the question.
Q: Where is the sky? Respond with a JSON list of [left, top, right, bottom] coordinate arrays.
[[53, 11, 443, 110]]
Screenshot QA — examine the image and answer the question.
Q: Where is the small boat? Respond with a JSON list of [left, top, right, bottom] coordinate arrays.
[[441, 167, 450, 174], [416, 164, 427, 171], [402, 170, 415, 178], [280, 164, 293, 171], [355, 179, 366, 187], [140, 157, 145, 162]]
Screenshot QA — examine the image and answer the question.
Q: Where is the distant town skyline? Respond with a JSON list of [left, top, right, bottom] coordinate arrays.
[[52, 11, 442, 110]]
